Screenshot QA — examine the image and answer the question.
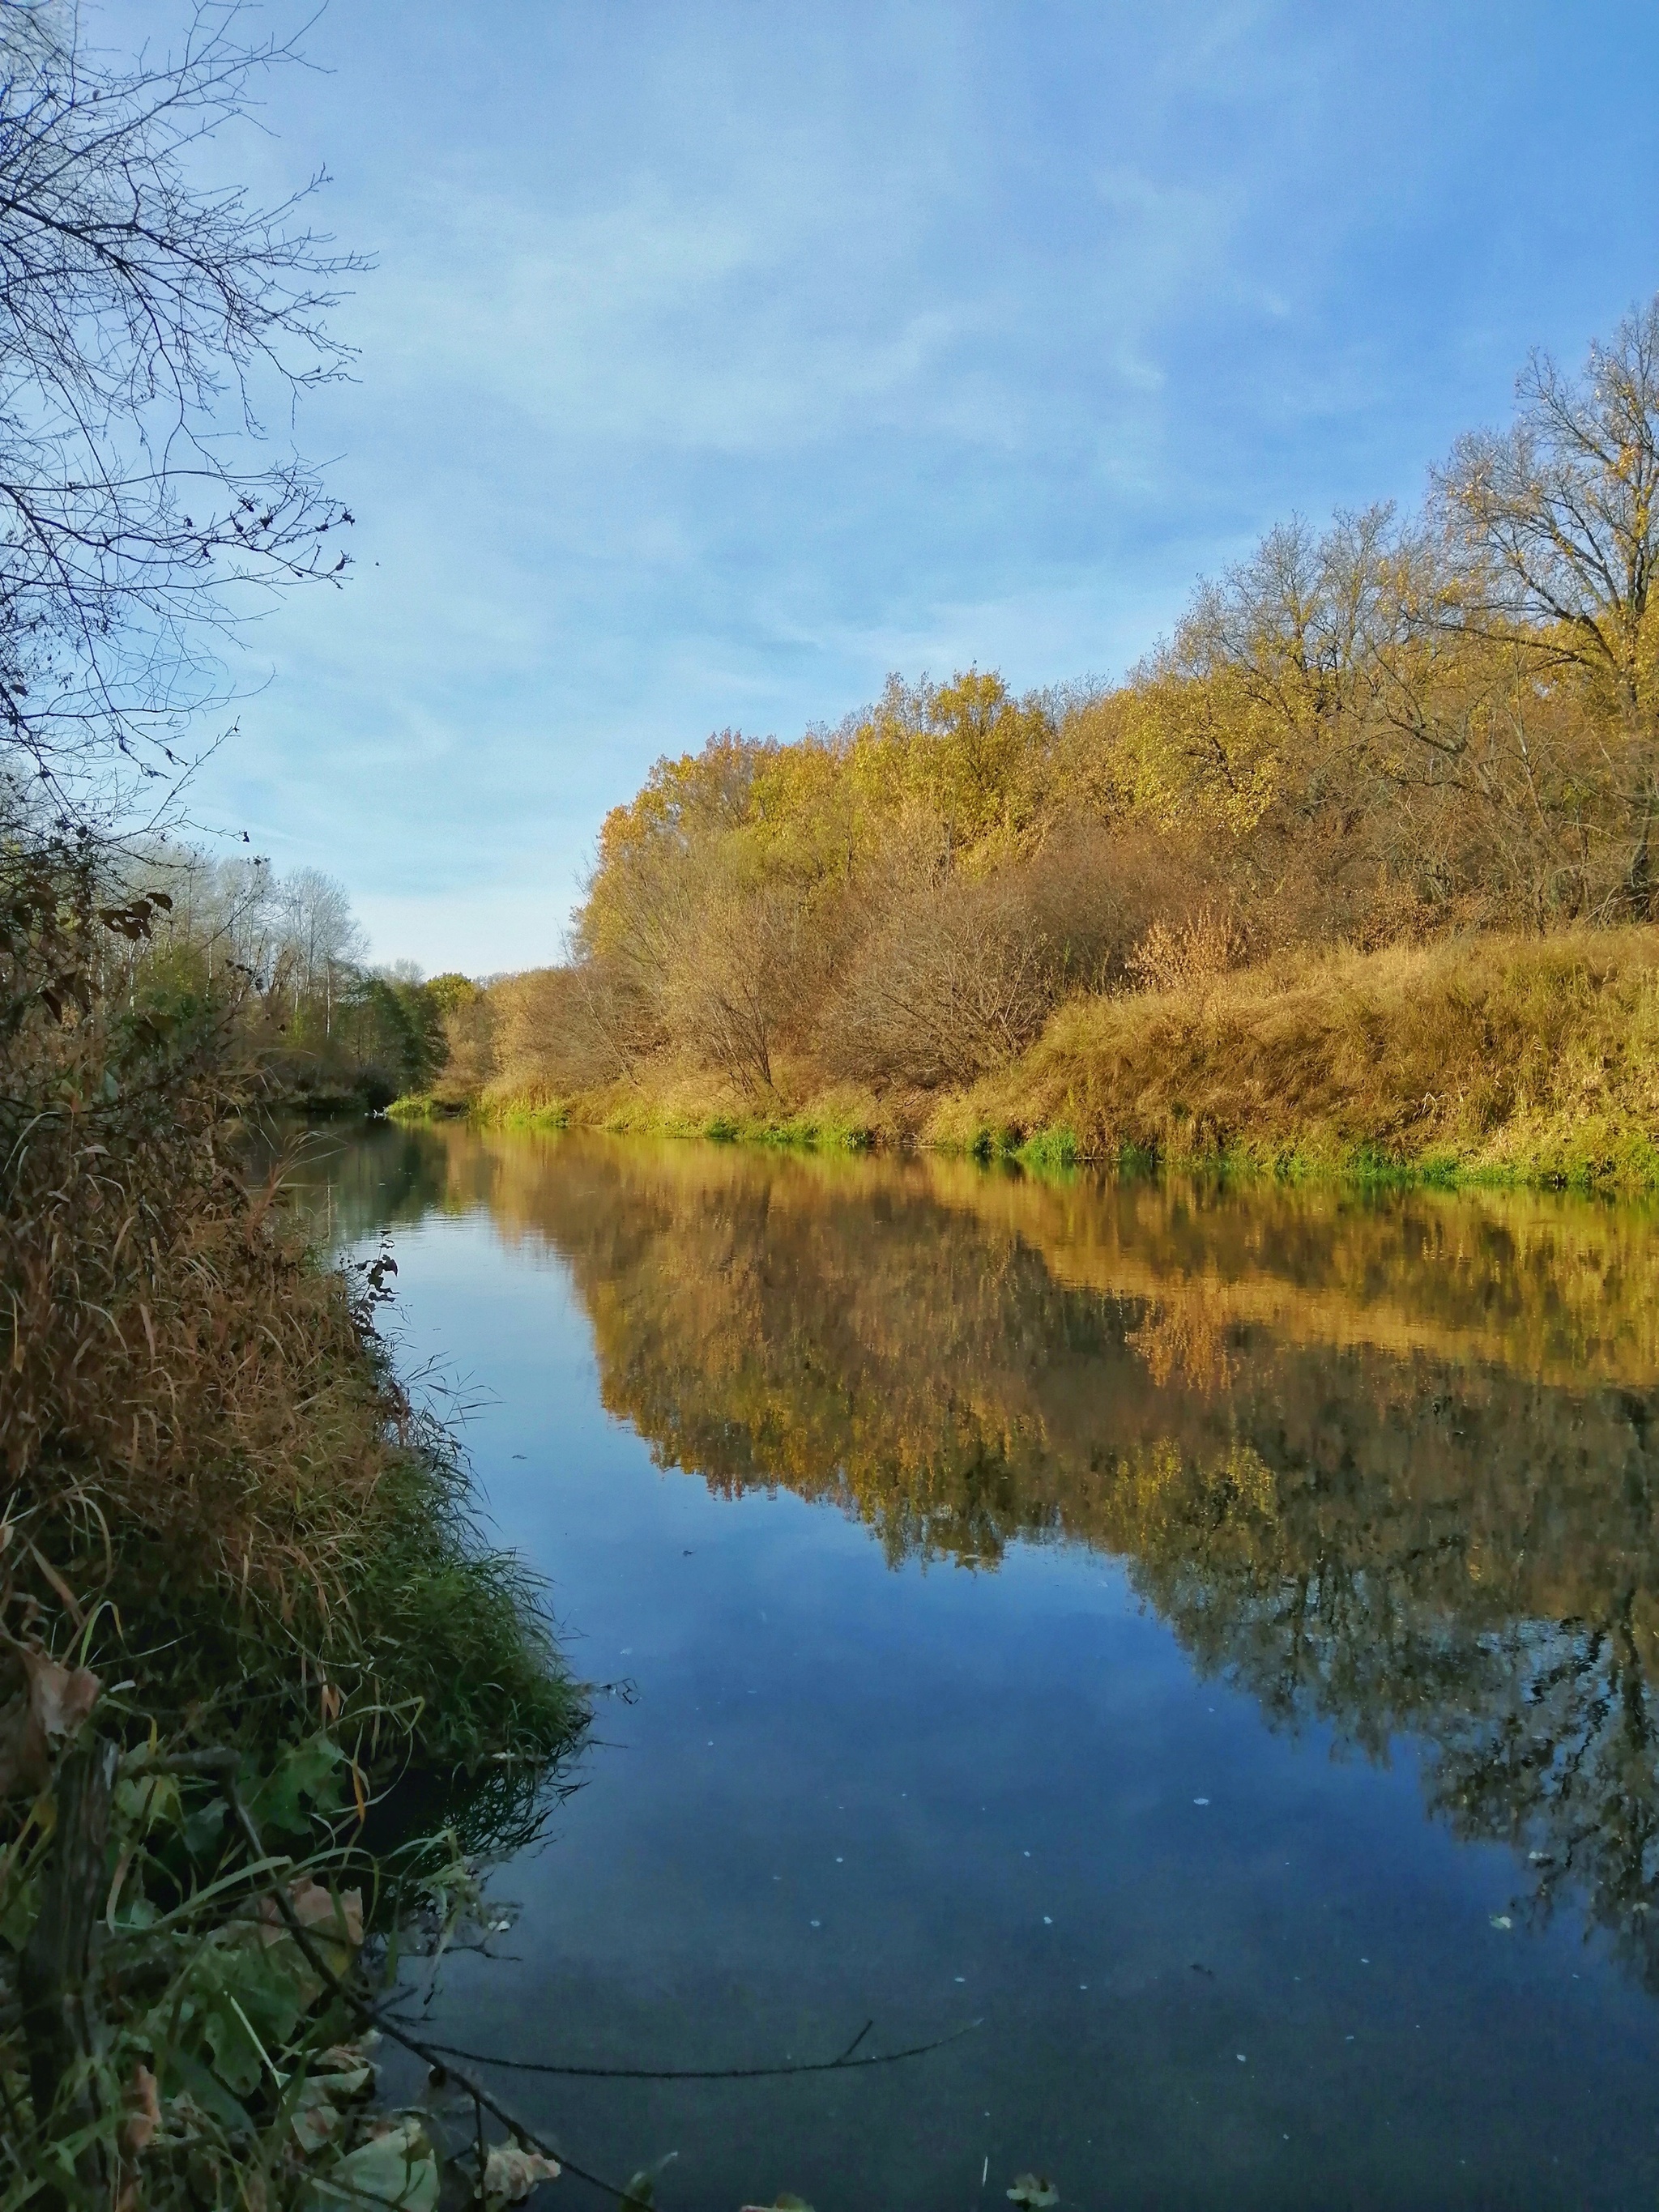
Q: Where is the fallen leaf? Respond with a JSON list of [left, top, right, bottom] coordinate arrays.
[[1008, 2178, 1060, 2210], [321, 2118, 439, 2211], [298, 2043, 377, 2112], [292, 2095, 344, 2154], [293, 1878, 364, 1947], [260, 1877, 363, 1953], [0, 1647, 101, 1799], [27, 1647, 100, 1735], [318, 2035, 379, 2092], [480, 2142, 561, 2206]]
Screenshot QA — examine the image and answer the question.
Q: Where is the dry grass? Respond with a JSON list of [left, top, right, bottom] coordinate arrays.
[[0, 842, 585, 2206], [467, 927, 1659, 1187], [929, 925, 1659, 1184], [0, 841, 582, 1766]]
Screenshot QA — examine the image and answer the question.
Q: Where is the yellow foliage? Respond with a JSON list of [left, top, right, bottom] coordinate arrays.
[[447, 302, 1659, 1132]]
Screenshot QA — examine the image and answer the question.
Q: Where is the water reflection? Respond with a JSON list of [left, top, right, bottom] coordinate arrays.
[[288, 1123, 1659, 1993]]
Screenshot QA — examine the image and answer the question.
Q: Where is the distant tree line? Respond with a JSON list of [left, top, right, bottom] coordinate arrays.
[[455, 295, 1659, 1107], [109, 845, 464, 1109]]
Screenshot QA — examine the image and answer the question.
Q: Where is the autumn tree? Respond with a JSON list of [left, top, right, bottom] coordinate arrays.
[[456, 295, 1659, 1109]]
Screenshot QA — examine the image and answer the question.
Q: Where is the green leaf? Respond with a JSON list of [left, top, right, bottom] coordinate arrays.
[[181, 1795, 228, 1862], [198, 1992, 263, 2097], [1008, 2177, 1060, 2210], [158, 2041, 253, 2133], [116, 1771, 183, 1832], [0, 1871, 39, 1951], [249, 1734, 347, 1838], [185, 1922, 314, 2093]]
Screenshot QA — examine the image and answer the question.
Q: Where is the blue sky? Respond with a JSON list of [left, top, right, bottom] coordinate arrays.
[[123, 0, 1659, 973]]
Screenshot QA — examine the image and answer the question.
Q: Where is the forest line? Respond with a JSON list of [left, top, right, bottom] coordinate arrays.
[[407, 298, 1659, 1181]]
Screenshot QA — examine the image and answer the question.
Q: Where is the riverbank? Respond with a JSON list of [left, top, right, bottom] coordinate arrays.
[[410, 927, 1659, 1191], [2, 856, 585, 2206]]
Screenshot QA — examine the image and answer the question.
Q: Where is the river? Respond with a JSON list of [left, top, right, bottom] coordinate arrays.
[[288, 1121, 1659, 2210]]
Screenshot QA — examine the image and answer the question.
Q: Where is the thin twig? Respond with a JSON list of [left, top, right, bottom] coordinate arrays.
[[412, 2018, 983, 2083], [217, 1772, 656, 2212]]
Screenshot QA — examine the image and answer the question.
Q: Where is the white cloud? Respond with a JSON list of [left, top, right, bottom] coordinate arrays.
[[90, 0, 1659, 972]]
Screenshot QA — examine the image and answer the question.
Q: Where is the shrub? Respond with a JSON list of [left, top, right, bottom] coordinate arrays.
[[1128, 903, 1244, 994]]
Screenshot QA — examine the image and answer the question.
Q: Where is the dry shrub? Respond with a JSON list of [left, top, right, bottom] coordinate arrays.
[[437, 978, 498, 1099], [0, 842, 577, 1758], [1128, 904, 1244, 995], [826, 867, 1063, 1089], [567, 951, 668, 1085], [3, 978, 396, 1673], [470, 959, 675, 1106], [659, 873, 831, 1097], [1021, 818, 1226, 984], [488, 965, 613, 1096], [825, 822, 1221, 1089]]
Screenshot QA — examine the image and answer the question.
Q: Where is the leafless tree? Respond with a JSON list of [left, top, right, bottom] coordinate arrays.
[[0, 0, 362, 809], [278, 864, 365, 994], [1436, 297, 1659, 905]]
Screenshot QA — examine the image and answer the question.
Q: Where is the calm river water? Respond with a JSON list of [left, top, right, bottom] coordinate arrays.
[[293, 1123, 1659, 2210]]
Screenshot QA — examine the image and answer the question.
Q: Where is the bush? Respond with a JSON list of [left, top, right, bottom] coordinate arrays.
[[825, 824, 1217, 1089]]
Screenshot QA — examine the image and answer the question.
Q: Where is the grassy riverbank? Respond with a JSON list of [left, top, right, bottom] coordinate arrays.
[[424, 927, 1659, 1190], [937, 925, 1659, 1186], [2, 850, 584, 2207]]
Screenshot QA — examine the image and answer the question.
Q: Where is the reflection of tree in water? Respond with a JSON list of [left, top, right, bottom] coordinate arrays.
[[1431, 1611, 1659, 1988], [373, 1127, 1659, 1984], [241, 1117, 488, 1247], [1146, 1543, 1659, 1987], [1120, 1350, 1659, 1984]]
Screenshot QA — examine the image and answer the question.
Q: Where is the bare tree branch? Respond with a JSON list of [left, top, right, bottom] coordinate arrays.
[[0, 1, 364, 812]]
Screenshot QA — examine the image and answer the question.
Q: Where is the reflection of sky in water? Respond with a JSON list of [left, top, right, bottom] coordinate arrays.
[[305, 1126, 1659, 2209]]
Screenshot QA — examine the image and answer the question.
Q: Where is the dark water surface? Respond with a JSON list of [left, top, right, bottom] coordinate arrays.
[[295, 1123, 1659, 2210]]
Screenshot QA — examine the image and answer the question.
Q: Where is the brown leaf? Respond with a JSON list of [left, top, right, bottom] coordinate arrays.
[[288, 1876, 364, 1948], [27, 1647, 100, 1736], [0, 1647, 102, 1799], [259, 1877, 365, 1958], [123, 2062, 160, 2154]]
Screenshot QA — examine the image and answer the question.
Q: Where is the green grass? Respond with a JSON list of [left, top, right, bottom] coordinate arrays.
[[1014, 1123, 1081, 1174], [386, 1089, 443, 1120]]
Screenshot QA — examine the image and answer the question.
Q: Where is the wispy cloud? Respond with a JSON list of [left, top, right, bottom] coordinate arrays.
[[117, 0, 1659, 968]]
